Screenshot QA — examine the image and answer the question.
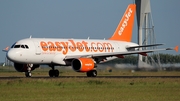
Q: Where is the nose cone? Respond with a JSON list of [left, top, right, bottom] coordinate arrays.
[[6, 50, 16, 62]]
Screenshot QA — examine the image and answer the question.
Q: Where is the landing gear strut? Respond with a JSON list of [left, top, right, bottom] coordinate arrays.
[[86, 70, 97, 77], [25, 64, 33, 77], [49, 65, 59, 77]]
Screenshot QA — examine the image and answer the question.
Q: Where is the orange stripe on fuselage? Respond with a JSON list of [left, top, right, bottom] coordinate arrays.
[[40, 40, 113, 55]]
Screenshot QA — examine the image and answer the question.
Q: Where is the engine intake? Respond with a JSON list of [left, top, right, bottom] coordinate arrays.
[[72, 58, 95, 72]]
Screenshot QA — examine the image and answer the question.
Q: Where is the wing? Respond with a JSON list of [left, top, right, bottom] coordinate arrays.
[[64, 47, 175, 60], [126, 44, 164, 51]]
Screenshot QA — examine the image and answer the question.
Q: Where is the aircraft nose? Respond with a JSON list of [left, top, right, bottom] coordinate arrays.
[[6, 50, 16, 62]]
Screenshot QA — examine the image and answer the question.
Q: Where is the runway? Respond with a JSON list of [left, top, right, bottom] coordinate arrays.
[[0, 76, 180, 79]]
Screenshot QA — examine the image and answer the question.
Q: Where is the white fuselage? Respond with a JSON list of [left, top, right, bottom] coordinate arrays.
[[7, 38, 138, 65]]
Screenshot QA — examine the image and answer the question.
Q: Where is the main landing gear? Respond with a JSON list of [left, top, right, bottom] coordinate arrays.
[[49, 65, 59, 77], [86, 70, 97, 77]]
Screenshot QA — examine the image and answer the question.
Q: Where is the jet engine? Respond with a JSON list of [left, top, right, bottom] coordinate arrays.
[[14, 63, 39, 72], [72, 58, 95, 72]]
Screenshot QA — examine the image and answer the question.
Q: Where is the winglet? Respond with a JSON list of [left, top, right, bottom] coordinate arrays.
[[109, 4, 136, 42], [174, 46, 179, 52]]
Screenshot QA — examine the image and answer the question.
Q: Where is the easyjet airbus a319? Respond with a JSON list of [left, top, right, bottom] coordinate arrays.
[[5, 4, 178, 77]]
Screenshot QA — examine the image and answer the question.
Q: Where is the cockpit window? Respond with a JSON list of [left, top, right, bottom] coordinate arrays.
[[11, 42, 16, 48], [21, 45, 25, 48], [14, 45, 21, 48], [25, 45, 29, 49], [13, 44, 29, 49]]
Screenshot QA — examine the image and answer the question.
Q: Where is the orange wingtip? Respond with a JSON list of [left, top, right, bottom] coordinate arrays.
[[5, 46, 9, 51], [174, 46, 179, 52], [2, 46, 9, 52]]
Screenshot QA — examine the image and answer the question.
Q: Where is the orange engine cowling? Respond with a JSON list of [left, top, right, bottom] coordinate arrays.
[[72, 58, 95, 72]]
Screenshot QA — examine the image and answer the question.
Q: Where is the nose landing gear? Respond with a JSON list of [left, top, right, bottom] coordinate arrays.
[[25, 64, 33, 77]]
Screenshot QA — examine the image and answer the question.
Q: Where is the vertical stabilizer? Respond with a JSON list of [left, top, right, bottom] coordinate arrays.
[[109, 4, 136, 42]]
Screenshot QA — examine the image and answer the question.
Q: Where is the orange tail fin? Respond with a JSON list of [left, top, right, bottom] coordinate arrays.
[[109, 4, 136, 42]]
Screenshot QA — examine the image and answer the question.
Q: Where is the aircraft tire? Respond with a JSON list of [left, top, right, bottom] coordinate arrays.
[[86, 72, 91, 77], [86, 70, 97, 77], [91, 70, 97, 77], [54, 69, 59, 77], [49, 69, 59, 77], [49, 70, 54, 77], [25, 72, 31, 77]]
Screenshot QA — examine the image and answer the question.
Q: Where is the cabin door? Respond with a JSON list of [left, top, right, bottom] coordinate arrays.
[[34, 42, 41, 55]]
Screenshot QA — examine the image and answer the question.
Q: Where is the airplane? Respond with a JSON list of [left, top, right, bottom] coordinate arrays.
[[5, 4, 178, 77]]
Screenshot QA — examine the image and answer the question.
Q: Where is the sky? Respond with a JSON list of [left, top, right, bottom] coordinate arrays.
[[0, 0, 180, 62]]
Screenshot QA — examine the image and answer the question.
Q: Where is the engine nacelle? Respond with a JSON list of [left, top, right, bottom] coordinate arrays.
[[14, 63, 39, 72], [72, 58, 95, 72]]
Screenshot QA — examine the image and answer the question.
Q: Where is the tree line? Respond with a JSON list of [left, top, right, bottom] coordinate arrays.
[[105, 54, 180, 65]]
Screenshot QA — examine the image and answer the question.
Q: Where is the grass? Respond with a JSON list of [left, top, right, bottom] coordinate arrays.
[[0, 78, 180, 101], [0, 66, 180, 101]]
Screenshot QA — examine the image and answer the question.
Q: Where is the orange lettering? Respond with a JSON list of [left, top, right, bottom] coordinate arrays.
[[69, 40, 76, 52], [48, 42, 56, 51], [82, 41, 90, 52], [76, 42, 84, 52], [97, 42, 104, 52], [55, 42, 62, 51], [40, 41, 48, 51], [61, 42, 68, 55], [91, 42, 97, 52], [40, 40, 113, 55], [103, 43, 112, 52]]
